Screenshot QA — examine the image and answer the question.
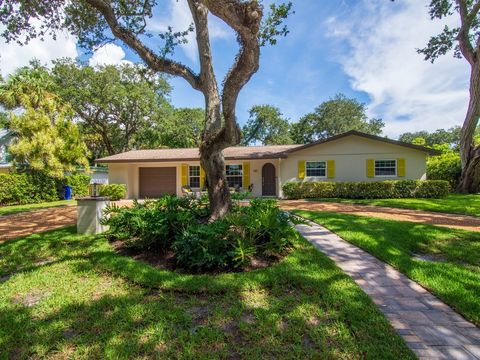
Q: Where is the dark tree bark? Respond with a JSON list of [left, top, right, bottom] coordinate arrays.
[[82, 0, 262, 218], [456, 0, 480, 193]]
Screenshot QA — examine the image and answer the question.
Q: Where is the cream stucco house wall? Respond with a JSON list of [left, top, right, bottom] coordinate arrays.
[[97, 131, 437, 199]]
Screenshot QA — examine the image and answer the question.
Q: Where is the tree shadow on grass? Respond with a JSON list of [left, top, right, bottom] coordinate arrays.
[[0, 227, 414, 359]]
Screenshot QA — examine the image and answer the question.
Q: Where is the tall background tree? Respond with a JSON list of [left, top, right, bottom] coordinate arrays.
[[418, 0, 480, 193], [0, 0, 293, 218], [399, 126, 462, 149], [290, 94, 384, 144], [0, 65, 89, 177], [51, 59, 172, 159], [241, 105, 293, 145]]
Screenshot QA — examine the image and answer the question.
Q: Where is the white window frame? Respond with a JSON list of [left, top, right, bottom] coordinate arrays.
[[225, 164, 243, 189], [374, 159, 397, 177], [188, 165, 201, 188], [305, 161, 327, 178]]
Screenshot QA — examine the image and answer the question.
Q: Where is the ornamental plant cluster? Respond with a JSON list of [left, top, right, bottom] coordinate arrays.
[[0, 172, 90, 205], [102, 196, 303, 273], [282, 180, 451, 200]]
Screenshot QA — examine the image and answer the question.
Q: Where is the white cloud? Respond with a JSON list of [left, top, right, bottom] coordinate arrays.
[[147, 0, 231, 63], [88, 43, 132, 67], [326, 0, 470, 138], [0, 27, 78, 78]]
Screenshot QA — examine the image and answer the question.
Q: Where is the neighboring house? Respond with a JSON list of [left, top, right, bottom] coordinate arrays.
[[0, 129, 13, 174], [96, 130, 438, 199]]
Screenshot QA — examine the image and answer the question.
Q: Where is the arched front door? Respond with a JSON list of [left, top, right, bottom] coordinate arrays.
[[262, 163, 276, 196]]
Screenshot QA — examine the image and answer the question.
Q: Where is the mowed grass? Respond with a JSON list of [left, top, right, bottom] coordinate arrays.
[[295, 210, 480, 326], [0, 200, 75, 216], [309, 193, 480, 217], [0, 227, 413, 359]]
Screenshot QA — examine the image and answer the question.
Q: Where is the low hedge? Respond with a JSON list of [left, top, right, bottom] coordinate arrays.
[[282, 180, 450, 200], [65, 173, 91, 197], [0, 172, 93, 206], [100, 184, 127, 201]]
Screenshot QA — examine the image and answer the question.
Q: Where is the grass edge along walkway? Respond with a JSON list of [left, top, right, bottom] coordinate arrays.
[[295, 219, 480, 360], [294, 210, 480, 327], [0, 226, 414, 359]]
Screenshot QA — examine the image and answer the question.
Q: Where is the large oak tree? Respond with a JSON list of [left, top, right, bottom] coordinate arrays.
[[0, 0, 292, 219], [418, 0, 480, 193]]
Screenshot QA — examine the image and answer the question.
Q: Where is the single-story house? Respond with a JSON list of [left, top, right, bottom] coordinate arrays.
[[96, 130, 438, 199]]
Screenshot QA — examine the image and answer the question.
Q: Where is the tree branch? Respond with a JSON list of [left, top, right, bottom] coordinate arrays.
[[187, 0, 221, 134], [206, 0, 262, 143], [457, 0, 476, 65], [84, 0, 202, 91]]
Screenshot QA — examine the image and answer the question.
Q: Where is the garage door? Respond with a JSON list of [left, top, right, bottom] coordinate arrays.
[[139, 167, 176, 198]]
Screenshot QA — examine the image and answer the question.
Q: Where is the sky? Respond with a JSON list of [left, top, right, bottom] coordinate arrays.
[[0, 0, 470, 139]]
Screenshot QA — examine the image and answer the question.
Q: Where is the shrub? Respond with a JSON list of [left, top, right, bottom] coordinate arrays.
[[282, 180, 450, 200], [173, 220, 234, 272], [413, 180, 451, 198], [104, 195, 302, 273], [0, 172, 61, 205], [100, 184, 127, 201], [64, 173, 91, 197], [427, 152, 461, 188], [102, 196, 206, 251]]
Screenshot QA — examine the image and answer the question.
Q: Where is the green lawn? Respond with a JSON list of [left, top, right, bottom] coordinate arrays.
[[0, 227, 413, 359], [0, 200, 75, 216], [294, 210, 480, 326], [309, 193, 480, 217]]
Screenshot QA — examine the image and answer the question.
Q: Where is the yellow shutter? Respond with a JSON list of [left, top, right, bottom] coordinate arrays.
[[327, 160, 335, 178], [298, 160, 306, 179], [243, 162, 250, 188], [366, 159, 375, 178], [397, 158, 406, 177], [181, 164, 188, 186], [200, 166, 206, 189]]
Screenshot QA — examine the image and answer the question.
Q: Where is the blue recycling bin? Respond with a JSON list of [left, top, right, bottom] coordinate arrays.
[[64, 185, 72, 200]]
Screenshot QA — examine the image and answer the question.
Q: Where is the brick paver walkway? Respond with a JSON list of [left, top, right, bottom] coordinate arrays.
[[296, 220, 480, 360], [0, 206, 76, 242], [281, 200, 480, 232]]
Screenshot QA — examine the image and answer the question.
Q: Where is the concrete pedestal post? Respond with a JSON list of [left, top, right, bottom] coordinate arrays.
[[77, 197, 110, 234]]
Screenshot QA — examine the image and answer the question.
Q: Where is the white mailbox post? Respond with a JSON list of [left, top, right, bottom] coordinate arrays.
[[77, 197, 110, 234]]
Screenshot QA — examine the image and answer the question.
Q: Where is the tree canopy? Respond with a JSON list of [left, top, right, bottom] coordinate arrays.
[[51, 59, 172, 158], [0, 64, 89, 177], [290, 94, 384, 144], [241, 105, 293, 145], [399, 127, 462, 149]]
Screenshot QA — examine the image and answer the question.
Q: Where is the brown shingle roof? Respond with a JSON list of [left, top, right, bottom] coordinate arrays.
[[96, 131, 440, 164], [96, 144, 301, 163]]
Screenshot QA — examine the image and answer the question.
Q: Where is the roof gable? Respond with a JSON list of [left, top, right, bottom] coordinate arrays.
[[284, 130, 439, 156]]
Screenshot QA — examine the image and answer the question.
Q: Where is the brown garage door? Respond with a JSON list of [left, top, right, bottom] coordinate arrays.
[[139, 167, 176, 198]]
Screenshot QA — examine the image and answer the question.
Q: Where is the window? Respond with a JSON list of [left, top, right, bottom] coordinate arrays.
[[189, 165, 200, 188], [225, 164, 243, 188], [375, 160, 396, 176], [306, 161, 326, 177]]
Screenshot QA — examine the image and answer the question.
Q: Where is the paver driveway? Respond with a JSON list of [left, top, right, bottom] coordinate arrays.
[[0, 206, 76, 242], [280, 200, 480, 232]]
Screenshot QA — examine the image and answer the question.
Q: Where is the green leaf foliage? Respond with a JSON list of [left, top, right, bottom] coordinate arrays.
[[99, 184, 127, 201], [241, 104, 293, 145], [0, 172, 61, 205], [102, 197, 302, 273], [282, 180, 451, 200], [290, 93, 384, 144]]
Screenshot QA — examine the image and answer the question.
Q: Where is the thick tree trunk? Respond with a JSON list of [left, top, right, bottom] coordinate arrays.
[[457, 63, 480, 193], [200, 147, 232, 220]]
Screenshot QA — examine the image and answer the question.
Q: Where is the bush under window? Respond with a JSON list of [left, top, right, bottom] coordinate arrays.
[[282, 180, 450, 200]]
